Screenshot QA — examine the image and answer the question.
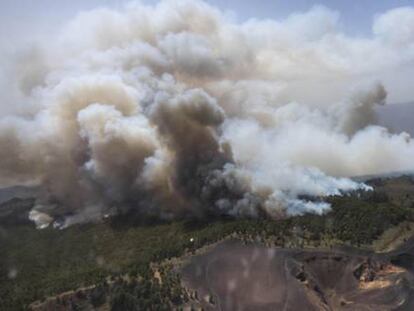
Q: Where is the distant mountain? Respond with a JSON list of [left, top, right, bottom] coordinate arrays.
[[0, 185, 38, 204], [376, 102, 414, 136], [0, 198, 35, 225]]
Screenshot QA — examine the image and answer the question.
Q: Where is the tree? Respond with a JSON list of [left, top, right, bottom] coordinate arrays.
[[110, 291, 139, 311]]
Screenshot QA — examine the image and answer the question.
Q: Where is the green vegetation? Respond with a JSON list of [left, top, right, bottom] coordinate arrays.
[[328, 194, 409, 245], [1, 177, 414, 310], [0, 216, 242, 310], [372, 221, 414, 252], [108, 267, 186, 310]]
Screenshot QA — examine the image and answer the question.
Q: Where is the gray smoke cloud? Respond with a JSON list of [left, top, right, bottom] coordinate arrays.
[[1, 0, 414, 227]]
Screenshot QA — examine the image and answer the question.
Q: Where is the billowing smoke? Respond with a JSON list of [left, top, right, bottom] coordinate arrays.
[[1, 0, 414, 227]]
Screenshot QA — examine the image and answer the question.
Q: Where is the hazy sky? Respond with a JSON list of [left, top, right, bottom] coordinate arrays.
[[2, 0, 414, 39]]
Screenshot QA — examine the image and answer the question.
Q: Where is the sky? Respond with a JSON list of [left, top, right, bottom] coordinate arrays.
[[206, 0, 414, 35], [2, 0, 414, 39]]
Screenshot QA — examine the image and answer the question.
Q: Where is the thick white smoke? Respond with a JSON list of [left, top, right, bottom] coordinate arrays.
[[1, 0, 414, 226]]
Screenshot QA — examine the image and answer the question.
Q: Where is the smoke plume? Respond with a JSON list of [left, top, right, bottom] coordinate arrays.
[[1, 0, 414, 227]]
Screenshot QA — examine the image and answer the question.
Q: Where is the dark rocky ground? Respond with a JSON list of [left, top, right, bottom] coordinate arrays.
[[182, 238, 414, 310]]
